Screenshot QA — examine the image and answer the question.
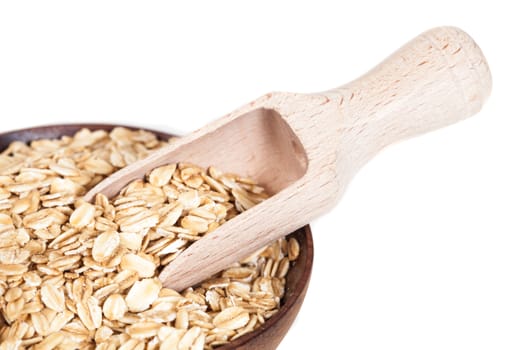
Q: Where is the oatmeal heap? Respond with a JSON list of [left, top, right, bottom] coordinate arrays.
[[0, 128, 299, 350]]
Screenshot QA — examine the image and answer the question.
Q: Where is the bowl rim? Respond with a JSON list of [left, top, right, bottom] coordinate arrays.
[[0, 123, 314, 348]]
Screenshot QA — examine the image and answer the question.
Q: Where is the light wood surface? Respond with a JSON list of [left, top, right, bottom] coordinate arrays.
[[84, 26, 492, 291]]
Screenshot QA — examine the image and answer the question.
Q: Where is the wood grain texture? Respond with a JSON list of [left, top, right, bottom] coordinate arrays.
[[0, 124, 314, 350], [83, 26, 492, 291]]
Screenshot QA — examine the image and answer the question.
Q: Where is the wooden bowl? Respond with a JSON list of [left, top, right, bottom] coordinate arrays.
[[0, 124, 314, 350]]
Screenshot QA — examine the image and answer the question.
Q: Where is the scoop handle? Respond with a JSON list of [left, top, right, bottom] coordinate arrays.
[[330, 26, 491, 177], [159, 27, 492, 292]]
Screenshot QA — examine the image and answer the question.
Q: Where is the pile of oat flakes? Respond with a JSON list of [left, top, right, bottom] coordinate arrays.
[[0, 128, 299, 350]]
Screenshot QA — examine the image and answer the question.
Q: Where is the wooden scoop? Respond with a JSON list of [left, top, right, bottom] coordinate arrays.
[[85, 27, 491, 291]]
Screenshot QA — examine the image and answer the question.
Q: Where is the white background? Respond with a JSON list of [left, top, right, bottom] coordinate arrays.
[[0, 1, 523, 349]]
